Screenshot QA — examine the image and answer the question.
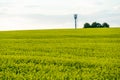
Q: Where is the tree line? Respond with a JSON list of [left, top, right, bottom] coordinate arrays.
[[84, 22, 110, 28]]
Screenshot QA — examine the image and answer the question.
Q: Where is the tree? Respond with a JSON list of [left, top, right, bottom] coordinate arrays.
[[102, 22, 109, 28], [96, 23, 102, 28], [83, 22, 110, 28], [91, 22, 102, 28], [84, 23, 91, 28], [91, 22, 97, 28]]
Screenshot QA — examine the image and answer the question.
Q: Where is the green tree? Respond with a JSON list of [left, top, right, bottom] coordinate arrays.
[[84, 23, 91, 28], [96, 23, 102, 28], [83, 22, 110, 28], [91, 22, 97, 28], [102, 22, 109, 28], [91, 22, 102, 28]]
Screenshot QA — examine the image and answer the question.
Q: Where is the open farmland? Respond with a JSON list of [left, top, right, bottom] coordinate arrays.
[[0, 28, 120, 80]]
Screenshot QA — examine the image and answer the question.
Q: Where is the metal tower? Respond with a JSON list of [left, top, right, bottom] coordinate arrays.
[[74, 14, 78, 29]]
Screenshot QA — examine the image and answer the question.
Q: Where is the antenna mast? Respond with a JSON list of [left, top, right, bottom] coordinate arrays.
[[74, 14, 78, 29]]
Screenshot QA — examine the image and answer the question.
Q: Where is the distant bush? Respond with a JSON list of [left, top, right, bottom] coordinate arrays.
[[84, 22, 110, 28], [84, 23, 91, 28], [102, 22, 109, 28]]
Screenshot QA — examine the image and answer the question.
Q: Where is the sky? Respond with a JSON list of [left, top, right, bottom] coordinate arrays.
[[0, 0, 120, 30]]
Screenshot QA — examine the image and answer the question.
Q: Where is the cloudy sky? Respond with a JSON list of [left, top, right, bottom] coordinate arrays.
[[0, 0, 120, 30]]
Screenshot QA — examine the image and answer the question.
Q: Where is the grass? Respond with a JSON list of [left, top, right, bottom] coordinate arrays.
[[0, 28, 120, 80]]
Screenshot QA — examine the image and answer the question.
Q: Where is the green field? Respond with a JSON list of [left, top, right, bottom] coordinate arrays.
[[0, 28, 120, 80]]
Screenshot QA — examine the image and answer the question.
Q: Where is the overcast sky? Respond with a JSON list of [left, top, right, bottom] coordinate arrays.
[[0, 0, 120, 30]]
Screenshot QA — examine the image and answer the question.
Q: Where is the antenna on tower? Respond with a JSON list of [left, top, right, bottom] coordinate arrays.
[[74, 14, 78, 29]]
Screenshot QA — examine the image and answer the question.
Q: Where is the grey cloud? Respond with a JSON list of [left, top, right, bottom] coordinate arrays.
[[0, 0, 13, 5], [79, 10, 120, 26], [13, 10, 120, 27], [25, 5, 38, 8], [21, 14, 73, 24], [95, 1, 104, 5]]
